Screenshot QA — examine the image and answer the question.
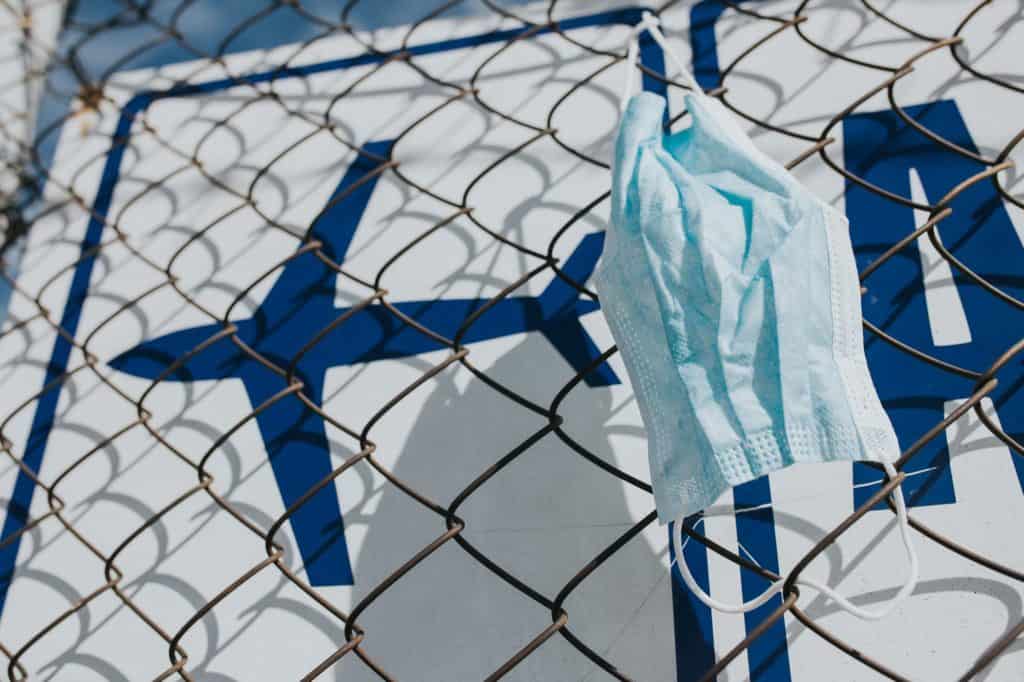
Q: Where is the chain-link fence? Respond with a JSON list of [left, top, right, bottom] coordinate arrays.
[[0, 0, 1022, 680]]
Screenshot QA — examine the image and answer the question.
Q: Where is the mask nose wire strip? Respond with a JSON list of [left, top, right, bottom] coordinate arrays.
[[671, 462, 920, 619], [619, 11, 704, 113]]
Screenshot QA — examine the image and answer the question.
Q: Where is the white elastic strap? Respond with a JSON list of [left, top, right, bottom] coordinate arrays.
[[619, 35, 640, 113], [619, 11, 704, 112], [671, 462, 919, 620]]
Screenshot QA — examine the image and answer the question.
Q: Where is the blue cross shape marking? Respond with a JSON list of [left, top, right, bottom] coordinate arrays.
[[110, 140, 618, 586]]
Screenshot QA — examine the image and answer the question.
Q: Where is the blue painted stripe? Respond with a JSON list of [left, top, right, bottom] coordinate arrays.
[[734, 478, 791, 681], [150, 8, 652, 101], [670, 517, 716, 682], [689, 0, 731, 90], [0, 104, 139, 604]]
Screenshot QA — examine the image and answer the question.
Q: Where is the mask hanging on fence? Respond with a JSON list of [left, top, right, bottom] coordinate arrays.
[[594, 12, 918, 619]]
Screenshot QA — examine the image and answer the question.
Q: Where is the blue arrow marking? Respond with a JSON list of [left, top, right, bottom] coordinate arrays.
[[109, 140, 617, 585]]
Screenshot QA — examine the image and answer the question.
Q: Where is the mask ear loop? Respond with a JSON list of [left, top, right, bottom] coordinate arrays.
[[619, 11, 705, 114], [672, 462, 920, 619], [619, 30, 641, 113]]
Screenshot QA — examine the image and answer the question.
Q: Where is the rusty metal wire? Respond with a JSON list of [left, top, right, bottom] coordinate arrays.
[[0, 0, 1022, 680]]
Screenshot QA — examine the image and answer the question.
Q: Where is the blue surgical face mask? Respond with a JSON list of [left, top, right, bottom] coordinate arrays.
[[596, 13, 916, 619]]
